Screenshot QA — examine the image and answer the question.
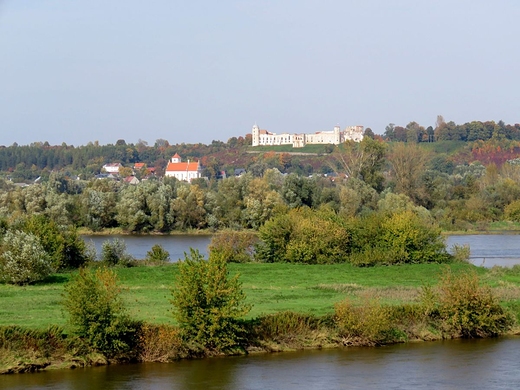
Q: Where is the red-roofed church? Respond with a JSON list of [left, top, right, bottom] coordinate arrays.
[[164, 154, 202, 182]]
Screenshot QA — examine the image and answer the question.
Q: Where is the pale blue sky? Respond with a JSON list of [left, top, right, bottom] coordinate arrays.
[[1, 0, 519, 146]]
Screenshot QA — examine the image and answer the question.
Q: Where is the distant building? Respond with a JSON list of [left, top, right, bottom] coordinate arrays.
[[251, 124, 364, 148], [234, 168, 246, 177], [164, 153, 202, 182], [102, 163, 122, 173], [123, 176, 140, 185]]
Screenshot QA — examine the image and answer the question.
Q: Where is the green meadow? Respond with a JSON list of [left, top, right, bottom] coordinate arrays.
[[2, 262, 519, 330]]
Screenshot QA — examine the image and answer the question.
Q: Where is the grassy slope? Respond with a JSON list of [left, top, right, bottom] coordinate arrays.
[[1, 262, 511, 329]]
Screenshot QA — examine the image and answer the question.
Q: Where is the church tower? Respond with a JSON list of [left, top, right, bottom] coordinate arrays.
[[252, 124, 260, 146]]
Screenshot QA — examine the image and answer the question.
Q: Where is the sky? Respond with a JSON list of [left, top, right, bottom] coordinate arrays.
[[1, 0, 519, 147]]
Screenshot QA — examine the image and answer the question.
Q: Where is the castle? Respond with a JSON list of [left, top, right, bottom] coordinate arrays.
[[251, 124, 364, 148]]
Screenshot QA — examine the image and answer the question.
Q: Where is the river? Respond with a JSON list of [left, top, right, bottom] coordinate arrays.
[[83, 233, 520, 267], [445, 233, 520, 267], [3, 337, 520, 389], [82, 234, 213, 261]]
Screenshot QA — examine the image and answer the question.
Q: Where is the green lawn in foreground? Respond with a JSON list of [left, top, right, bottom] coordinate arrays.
[[0, 262, 514, 329]]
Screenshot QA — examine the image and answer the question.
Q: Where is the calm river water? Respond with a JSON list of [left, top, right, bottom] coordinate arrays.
[[83, 233, 520, 267], [82, 234, 213, 261], [3, 337, 520, 389]]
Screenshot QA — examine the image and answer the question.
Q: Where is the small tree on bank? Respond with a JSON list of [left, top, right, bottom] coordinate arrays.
[[63, 268, 139, 358], [171, 249, 251, 352]]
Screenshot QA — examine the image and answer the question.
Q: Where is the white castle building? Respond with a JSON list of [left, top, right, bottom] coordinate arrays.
[[251, 124, 364, 148]]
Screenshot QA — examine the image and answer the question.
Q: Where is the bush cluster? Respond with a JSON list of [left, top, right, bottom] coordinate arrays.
[[256, 207, 350, 264], [422, 269, 514, 338], [256, 207, 450, 265], [0, 215, 91, 285], [208, 230, 258, 263]]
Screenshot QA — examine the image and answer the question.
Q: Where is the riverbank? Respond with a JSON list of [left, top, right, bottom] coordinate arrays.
[[2, 262, 520, 374], [76, 227, 215, 236]]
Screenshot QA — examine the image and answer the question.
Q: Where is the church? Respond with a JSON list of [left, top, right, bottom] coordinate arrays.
[[164, 153, 202, 182]]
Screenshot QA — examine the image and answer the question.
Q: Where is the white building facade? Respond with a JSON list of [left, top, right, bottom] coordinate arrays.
[[164, 154, 202, 182], [251, 124, 364, 148]]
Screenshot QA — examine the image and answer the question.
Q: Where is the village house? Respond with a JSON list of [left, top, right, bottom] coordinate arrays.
[[102, 163, 122, 174], [123, 176, 140, 185], [164, 153, 202, 182]]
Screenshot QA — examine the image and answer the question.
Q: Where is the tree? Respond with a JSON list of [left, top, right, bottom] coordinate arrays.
[[63, 268, 139, 357], [171, 249, 250, 352], [384, 123, 395, 141], [364, 128, 375, 139], [145, 244, 170, 263], [387, 143, 430, 204], [333, 138, 386, 192]]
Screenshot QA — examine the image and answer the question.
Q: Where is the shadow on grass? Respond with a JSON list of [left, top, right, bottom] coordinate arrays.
[[34, 274, 70, 285]]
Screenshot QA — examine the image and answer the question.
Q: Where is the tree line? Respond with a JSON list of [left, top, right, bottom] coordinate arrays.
[[3, 136, 520, 232]]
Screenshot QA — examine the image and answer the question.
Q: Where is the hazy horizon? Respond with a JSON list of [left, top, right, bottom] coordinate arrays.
[[1, 1, 519, 147]]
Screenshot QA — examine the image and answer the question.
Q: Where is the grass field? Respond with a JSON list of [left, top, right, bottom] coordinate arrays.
[[3, 262, 520, 330]]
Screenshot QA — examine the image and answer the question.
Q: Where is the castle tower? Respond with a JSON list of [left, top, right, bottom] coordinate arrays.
[[334, 124, 341, 144], [252, 124, 260, 147]]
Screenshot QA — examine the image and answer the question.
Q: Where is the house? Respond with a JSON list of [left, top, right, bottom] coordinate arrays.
[[164, 153, 202, 182], [133, 162, 146, 171], [234, 168, 246, 177], [102, 163, 122, 174], [123, 176, 140, 185]]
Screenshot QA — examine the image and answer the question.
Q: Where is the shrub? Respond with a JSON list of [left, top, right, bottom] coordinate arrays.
[[137, 323, 184, 362], [251, 311, 331, 348], [450, 244, 471, 263], [348, 211, 450, 265], [63, 268, 140, 358], [171, 249, 251, 352], [424, 269, 514, 338], [334, 298, 397, 346], [145, 244, 170, 264], [379, 210, 449, 264], [15, 215, 90, 270], [504, 199, 520, 222], [101, 238, 134, 266], [209, 230, 258, 263], [256, 207, 350, 264], [0, 230, 55, 285]]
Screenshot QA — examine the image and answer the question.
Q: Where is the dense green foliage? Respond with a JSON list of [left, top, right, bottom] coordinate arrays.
[[256, 206, 449, 265], [208, 230, 258, 263], [0, 216, 90, 285], [0, 230, 54, 285], [423, 269, 514, 338], [1, 119, 520, 235], [63, 268, 139, 358], [171, 249, 251, 352]]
